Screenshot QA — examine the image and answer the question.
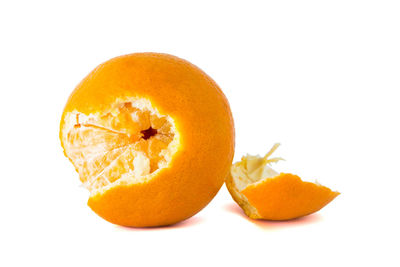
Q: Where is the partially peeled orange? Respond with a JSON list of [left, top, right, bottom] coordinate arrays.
[[60, 53, 235, 227]]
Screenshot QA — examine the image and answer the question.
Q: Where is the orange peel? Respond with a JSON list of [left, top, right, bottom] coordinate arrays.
[[226, 144, 339, 220]]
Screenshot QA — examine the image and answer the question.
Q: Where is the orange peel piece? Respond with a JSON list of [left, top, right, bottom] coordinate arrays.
[[226, 144, 340, 220]]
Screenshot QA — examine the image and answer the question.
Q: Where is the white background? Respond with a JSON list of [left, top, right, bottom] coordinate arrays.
[[1, 0, 399, 266]]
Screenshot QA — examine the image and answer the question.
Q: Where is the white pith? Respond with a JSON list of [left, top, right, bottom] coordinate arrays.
[[61, 97, 180, 195]]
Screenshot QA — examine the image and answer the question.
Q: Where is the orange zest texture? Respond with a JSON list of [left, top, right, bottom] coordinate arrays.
[[60, 53, 235, 227], [226, 144, 339, 220]]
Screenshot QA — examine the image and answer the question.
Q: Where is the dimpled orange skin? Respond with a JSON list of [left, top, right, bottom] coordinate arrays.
[[242, 173, 340, 220], [60, 53, 235, 227]]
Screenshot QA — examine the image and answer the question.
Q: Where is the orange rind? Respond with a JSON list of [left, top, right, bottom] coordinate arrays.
[[226, 144, 339, 220], [60, 53, 235, 227]]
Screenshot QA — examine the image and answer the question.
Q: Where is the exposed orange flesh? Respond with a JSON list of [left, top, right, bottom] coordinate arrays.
[[64, 101, 175, 190]]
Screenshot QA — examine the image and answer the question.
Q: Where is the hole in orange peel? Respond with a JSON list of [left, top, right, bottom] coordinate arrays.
[[226, 143, 339, 220], [61, 98, 180, 193]]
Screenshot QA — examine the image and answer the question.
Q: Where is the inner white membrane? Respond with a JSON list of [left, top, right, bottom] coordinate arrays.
[[231, 143, 283, 191], [61, 98, 180, 193], [229, 143, 283, 217]]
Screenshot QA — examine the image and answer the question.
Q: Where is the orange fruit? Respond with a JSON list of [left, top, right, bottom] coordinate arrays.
[[226, 144, 339, 220], [60, 53, 235, 227]]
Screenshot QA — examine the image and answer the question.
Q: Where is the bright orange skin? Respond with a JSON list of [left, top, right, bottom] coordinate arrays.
[[242, 173, 339, 220], [60, 53, 235, 227]]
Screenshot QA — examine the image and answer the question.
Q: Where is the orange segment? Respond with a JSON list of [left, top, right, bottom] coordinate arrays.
[[226, 144, 339, 220], [60, 53, 235, 227]]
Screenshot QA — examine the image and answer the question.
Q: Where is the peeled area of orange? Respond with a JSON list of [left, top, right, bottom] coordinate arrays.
[[226, 144, 339, 220], [60, 53, 235, 227]]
